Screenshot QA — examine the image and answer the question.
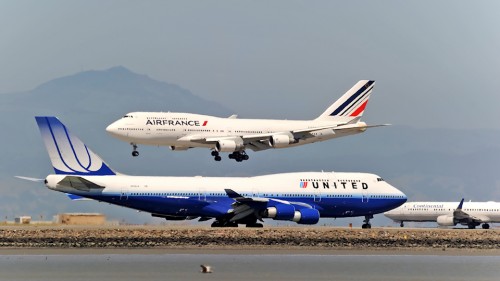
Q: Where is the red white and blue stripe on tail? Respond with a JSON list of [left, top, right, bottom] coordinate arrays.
[[316, 80, 375, 119]]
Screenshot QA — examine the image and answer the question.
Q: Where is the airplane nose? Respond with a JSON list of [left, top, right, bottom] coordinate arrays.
[[106, 123, 117, 135]]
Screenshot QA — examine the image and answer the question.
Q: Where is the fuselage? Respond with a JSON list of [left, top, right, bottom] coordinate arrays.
[[46, 172, 406, 220], [384, 201, 500, 223], [106, 112, 365, 150]]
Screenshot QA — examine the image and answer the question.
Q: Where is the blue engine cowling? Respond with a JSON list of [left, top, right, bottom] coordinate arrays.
[[263, 204, 296, 220], [292, 208, 320, 225]]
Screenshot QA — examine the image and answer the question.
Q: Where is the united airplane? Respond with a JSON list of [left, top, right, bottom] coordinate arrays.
[[106, 80, 387, 162], [384, 199, 500, 229], [29, 116, 406, 228]]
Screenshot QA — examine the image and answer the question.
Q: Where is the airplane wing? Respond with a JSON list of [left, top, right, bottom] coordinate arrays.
[[453, 198, 490, 225], [243, 122, 390, 151], [179, 122, 389, 152]]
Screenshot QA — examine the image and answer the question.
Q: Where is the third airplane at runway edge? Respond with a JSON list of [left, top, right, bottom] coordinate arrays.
[[106, 80, 387, 162]]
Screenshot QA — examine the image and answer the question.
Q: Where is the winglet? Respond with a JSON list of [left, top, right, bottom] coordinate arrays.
[[35, 116, 116, 176], [224, 189, 243, 199], [316, 80, 375, 120], [457, 198, 465, 210]]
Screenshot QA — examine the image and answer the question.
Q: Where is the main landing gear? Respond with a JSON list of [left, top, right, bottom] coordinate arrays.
[[361, 215, 373, 229], [210, 150, 250, 162], [228, 151, 249, 162], [211, 151, 222, 161], [131, 143, 139, 157]]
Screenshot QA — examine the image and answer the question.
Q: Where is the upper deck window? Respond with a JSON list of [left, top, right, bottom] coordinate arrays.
[[377, 177, 384, 182]]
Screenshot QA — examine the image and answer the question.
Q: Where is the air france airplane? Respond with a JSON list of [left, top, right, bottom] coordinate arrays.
[[30, 116, 406, 228], [106, 80, 387, 162], [384, 199, 500, 229]]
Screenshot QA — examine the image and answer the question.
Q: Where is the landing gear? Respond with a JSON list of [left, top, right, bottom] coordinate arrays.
[[228, 151, 249, 162], [467, 221, 480, 229], [211, 150, 250, 162], [361, 215, 373, 229], [400, 221, 404, 227], [211, 151, 222, 161], [482, 223, 490, 229], [131, 143, 139, 157]]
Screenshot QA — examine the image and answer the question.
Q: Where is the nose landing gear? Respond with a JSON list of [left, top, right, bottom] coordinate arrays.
[[361, 215, 373, 229], [131, 143, 139, 157]]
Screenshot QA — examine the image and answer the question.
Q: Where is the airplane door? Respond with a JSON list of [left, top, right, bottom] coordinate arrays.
[[314, 190, 321, 202], [252, 189, 260, 198], [362, 190, 369, 203], [120, 187, 129, 200], [198, 188, 206, 201]]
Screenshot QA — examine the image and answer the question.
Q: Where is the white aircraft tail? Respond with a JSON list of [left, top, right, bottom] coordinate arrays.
[[316, 80, 375, 120], [35, 116, 116, 176]]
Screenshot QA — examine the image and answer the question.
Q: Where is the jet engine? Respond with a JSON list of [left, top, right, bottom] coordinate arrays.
[[292, 208, 320, 225], [262, 204, 296, 220], [169, 146, 190, 151], [436, 215, 456, 226], [215, 138, 244, 152], [269, 133, 295, 148]]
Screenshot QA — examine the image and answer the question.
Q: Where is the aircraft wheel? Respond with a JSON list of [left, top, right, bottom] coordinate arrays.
[[482, 224, 490, 229], [468, 224, 476, 229], [132, 151, 139, 157], [243, 155, 249, 161], [228, 153, 234, 159], [211, 221, 222, 227], [400, 222, 404, 227], [211, 151, 219, 157], [214, 156, 222, 161]]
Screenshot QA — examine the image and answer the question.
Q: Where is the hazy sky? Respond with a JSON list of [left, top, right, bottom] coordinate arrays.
[[1, 1, 500, 128]]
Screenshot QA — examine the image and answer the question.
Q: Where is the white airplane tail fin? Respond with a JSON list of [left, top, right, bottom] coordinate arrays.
[[35, 116, 116, 176], [316, 80, 375, 120]]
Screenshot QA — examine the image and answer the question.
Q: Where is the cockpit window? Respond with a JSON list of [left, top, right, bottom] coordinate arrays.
[[123, 115, 133, 118], [377, 178, 384, 182]]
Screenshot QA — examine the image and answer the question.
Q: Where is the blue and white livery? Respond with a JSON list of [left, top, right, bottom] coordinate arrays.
[[106, 80, 388, 162], [36, 116, 114, 176], [36, 116, 406, 228]]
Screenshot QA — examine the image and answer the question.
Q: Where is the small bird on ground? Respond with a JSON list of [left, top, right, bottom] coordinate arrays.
[[200, 264, 212, 273]]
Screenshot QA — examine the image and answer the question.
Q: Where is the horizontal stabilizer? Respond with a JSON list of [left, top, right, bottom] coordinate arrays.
[[65, 193, 92, 201], [58, 176, 105, 192]]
